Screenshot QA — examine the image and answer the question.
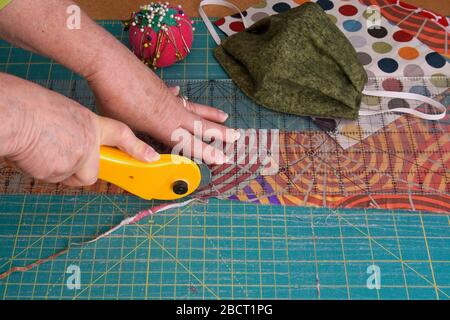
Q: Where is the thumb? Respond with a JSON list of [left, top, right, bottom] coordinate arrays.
[[97, 116, 160, 162]]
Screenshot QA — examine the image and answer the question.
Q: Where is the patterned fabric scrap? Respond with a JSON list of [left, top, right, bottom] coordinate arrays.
[[212, 0, 449, 150], [197, 101, 450, 213], [214, 0, 449, 78], [360, 0, 449, 58], [0, 97, 449, 214], [214, 2, 368, 120]]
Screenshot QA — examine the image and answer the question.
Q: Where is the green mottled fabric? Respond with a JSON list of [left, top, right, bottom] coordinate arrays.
[[0, 0, 12, 10], [214, 2, 368, 120]]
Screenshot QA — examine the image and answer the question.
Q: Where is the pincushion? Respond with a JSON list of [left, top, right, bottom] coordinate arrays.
[[124, 2, 195, 68]]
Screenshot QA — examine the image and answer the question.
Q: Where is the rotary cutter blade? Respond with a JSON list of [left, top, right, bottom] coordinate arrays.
[[98, 146, 212, 200], [198, 162, 212, 190]]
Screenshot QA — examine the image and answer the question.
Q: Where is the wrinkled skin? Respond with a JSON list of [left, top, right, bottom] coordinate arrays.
[[0, 73, 158, 186], [0, 0, 239, 187], [88, 50, 240, 165]]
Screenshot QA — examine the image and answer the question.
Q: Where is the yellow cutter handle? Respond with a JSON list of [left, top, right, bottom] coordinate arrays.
[[98, 146, 201, 200]]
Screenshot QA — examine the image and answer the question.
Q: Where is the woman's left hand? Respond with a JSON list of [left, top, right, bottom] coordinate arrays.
[[88, 49, 239, 165]]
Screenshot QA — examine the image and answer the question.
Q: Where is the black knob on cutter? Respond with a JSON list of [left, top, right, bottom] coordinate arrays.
[[172, 180, 188, 195]]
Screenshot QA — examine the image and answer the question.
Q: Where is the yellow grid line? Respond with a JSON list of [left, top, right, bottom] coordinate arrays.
[[392, 212, 411, 300], [337, 213, 450, 299], [363, 207, 381, 300], [419, 212, 440, 299], [1, 18, 449, 300]]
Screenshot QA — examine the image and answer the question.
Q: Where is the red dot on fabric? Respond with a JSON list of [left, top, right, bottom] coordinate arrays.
[[382, 78, 403, 91], [393, 30, 413, 42], [215, 17, 225, 26], [229, 21, 245, 32], [338, 5, 358, 16]]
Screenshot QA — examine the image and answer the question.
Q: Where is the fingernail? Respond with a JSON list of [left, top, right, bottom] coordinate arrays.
[[220, 110, 229, 121], [174, 86, 180, 95], [145, 147, 160, 162]]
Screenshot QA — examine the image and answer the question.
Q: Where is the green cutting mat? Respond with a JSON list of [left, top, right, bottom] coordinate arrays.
[[0, 20, 449, 300]]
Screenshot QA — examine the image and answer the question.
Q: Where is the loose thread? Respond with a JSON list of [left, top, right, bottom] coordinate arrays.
[[0, 198, 198, 280]]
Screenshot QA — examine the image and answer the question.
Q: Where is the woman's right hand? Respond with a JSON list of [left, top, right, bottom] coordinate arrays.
[[0, 73, 158, 187]]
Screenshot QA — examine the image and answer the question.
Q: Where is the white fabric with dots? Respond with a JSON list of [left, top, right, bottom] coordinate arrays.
[[199, 0, 447, 121]]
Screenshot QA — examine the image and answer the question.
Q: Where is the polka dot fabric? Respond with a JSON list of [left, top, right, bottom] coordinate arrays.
[[359, 0, 450, 57], [214, 0, 449, 78], [213, 0, 449, 149]]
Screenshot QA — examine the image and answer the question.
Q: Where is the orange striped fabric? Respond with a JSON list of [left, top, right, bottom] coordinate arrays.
[[360, 0, 450, 58]]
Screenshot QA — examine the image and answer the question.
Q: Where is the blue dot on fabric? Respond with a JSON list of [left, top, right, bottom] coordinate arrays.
[[343, 20, 362, 32], [378, 58, 399, 73], [410, 85, 431, 97], [316, 0, 334, 11], [272, 2, 291, 13], [425, 52, 446, 69]]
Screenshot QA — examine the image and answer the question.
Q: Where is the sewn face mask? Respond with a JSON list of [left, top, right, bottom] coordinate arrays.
[[199, 1, 447, 121]]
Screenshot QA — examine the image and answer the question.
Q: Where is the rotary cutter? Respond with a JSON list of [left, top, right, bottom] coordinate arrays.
[[98, 146, 212, 200]]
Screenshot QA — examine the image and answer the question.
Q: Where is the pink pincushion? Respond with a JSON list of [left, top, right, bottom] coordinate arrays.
[[126, 3, 194, 68]]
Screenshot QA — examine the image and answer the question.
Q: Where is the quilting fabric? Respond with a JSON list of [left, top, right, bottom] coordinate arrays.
[[0, 0, 11, 10], [1, 93, 449, 279], [1, 87, 448, 214], [0, 0, 448, 281], [359, 0, 449, 58], [0, 0, 448, 215], [215, 0, 449, 78], [195, 90, 450, 213], [213, 0, 449, 149], [214, 2, 368, 120], [334, 76, 449, 149]]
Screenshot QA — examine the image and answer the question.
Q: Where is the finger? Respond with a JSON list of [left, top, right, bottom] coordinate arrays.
[[61, 174, 87, 187], [182, 112, 240, 143], [74, 148, 100, 186], [171, 128, 229, 165], [168, 86, 180, 96], [98, 116, 159, 162], [183, 101, 229, 123], [201, 138, 229, 165]]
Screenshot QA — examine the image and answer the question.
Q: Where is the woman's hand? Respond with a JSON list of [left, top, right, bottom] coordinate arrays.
[[0, 73, 157, 186], [0, 0, 238, 164], [87, 47, 240, 165]]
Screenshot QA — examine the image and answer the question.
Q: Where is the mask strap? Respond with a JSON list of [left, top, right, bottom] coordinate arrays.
[[360, 89, 447, 120], [199, 0, 251, 46], [199, 1, 447, 122]]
